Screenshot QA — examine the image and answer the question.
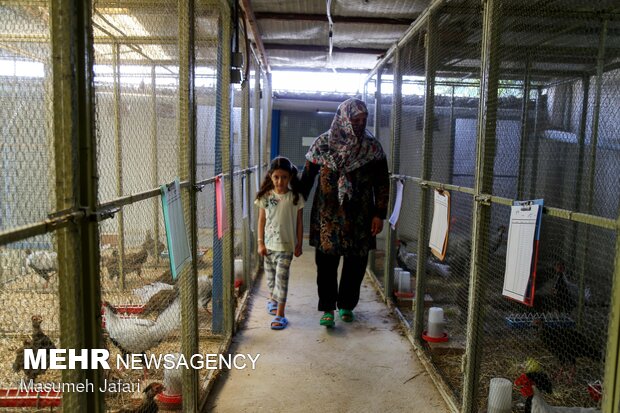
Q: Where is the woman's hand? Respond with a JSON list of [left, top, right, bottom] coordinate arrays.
[[371, 217, 383, 236], [258, 243, 267, 256], [294, 242, 303, 257]]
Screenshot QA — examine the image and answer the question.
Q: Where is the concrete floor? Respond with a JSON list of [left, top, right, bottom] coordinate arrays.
[[204, 245, 450, 413]]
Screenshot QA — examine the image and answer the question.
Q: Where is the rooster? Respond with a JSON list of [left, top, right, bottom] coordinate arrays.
[[534, 318, 603, 383], [515, 359, 601, 413], [25, 250, 57, 287], [103, 297, 180, 377], [117, 382, 165, 413], [534, 261, 591, 314], [125, 248, 149, 278]]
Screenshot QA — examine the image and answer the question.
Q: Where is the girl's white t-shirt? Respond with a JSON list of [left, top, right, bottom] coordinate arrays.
[[254, 191, 304, 252]]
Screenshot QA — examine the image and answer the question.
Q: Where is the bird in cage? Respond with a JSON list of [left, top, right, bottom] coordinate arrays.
[[143, 231, 166, 259], [12, 339, 33, 378], [124, 247, 149, 278], [515, 358, 601, 413], [116, 381, 165, 413], [103, 246, 148, 280], [12, 315, 56, 382], [136, 275, 213, 317], [396, 240, 450, 278], [196, 248, 214, 272], [31, 315, 55, 353], [25, 249, 57, 288], [532, 260, 591, 315], [141, 287, 178, 318], [533, 317, 603, 384], [133, 281, 174, 304], [103, 297, 180, 379]]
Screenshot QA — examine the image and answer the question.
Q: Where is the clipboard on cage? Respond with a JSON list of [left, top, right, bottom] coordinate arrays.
[[501, 199, 543, 306], [429, 189, 450, 261], [161, 178, 192, 281]]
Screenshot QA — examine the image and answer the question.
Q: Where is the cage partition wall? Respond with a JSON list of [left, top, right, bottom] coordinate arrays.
[[0, 0, 268, 411], [364, 1, 620, 413]]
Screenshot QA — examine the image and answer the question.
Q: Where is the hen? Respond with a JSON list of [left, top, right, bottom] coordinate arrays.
[[117, 382, 165, 413], [197, 248, 213, 271], [141, 288, 178, 318], [138, 276, 212, 317], [31, 315, 55, 352], [104, 247, 149, 280], [25, 250, 57, 287], [103, 297, 180, 376], [12, 339, 32, 377], [12, 316, 56, 381], [133, 282, 174, 304], [143, 232, 166, 259]]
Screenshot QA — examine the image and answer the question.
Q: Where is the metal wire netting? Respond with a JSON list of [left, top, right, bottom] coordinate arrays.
[[0, 0, 264, 411], [367, 0, 619, 411], [0, 4, 55, 230]]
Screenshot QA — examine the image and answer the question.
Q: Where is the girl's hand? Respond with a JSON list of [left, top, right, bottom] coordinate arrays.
[[258, 243, 267, 256], [294, 243, 303, 257]]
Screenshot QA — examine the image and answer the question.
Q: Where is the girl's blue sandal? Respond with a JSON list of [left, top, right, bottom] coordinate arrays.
[[319, 312, 335, 327], [339, 309, 354, 322], [271, 316, 288, 330], [266, 300, 277, 315]]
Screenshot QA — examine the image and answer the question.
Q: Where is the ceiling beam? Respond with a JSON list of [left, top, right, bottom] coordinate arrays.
[[254, 12, 414, 25], [239, 0, 270, 72], [264, 43, 386, 55]]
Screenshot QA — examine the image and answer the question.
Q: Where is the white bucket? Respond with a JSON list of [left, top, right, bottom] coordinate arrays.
[[398, 271, 411, 293], [427, 307, 444, 338], [234, 258, 244, 280], [393, 268, 402, 289], [163, 352, 183, 396], [487, 377, 512, 413]]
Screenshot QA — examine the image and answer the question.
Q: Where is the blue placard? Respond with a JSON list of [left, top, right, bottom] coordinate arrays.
[[161, 178, 191, 279]]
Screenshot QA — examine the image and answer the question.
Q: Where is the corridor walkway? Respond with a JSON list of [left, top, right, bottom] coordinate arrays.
[[204, 244, 450, 413]]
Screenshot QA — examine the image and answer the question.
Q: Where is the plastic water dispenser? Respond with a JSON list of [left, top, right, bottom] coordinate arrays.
[[427, 307, 444, 338]]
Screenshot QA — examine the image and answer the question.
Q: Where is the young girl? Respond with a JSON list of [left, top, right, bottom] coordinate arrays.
[[255, 156, 304, 330]]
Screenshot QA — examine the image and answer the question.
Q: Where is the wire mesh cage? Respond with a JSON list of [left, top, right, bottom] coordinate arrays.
[[0, 0, 265, 410], [366, 0, 619, 411]]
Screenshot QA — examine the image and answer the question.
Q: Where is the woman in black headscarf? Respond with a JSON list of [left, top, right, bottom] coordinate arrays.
[[300, 98, 390, 327]]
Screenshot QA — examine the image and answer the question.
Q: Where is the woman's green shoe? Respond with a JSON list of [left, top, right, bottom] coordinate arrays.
[[319, 312, 335, 327], [339, 308, 354, 322]]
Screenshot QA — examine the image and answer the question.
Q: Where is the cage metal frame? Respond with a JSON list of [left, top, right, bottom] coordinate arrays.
[[0, 0, 268, 411], [365, 1, 620, 412]]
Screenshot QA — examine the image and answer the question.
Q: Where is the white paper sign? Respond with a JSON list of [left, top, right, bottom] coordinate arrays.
[[388, 180, 404, 230], [242, 175, 248, 219], [254, 169, 260, 193], [502, 204, 540, 302], [429, 190, 449, 256]]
